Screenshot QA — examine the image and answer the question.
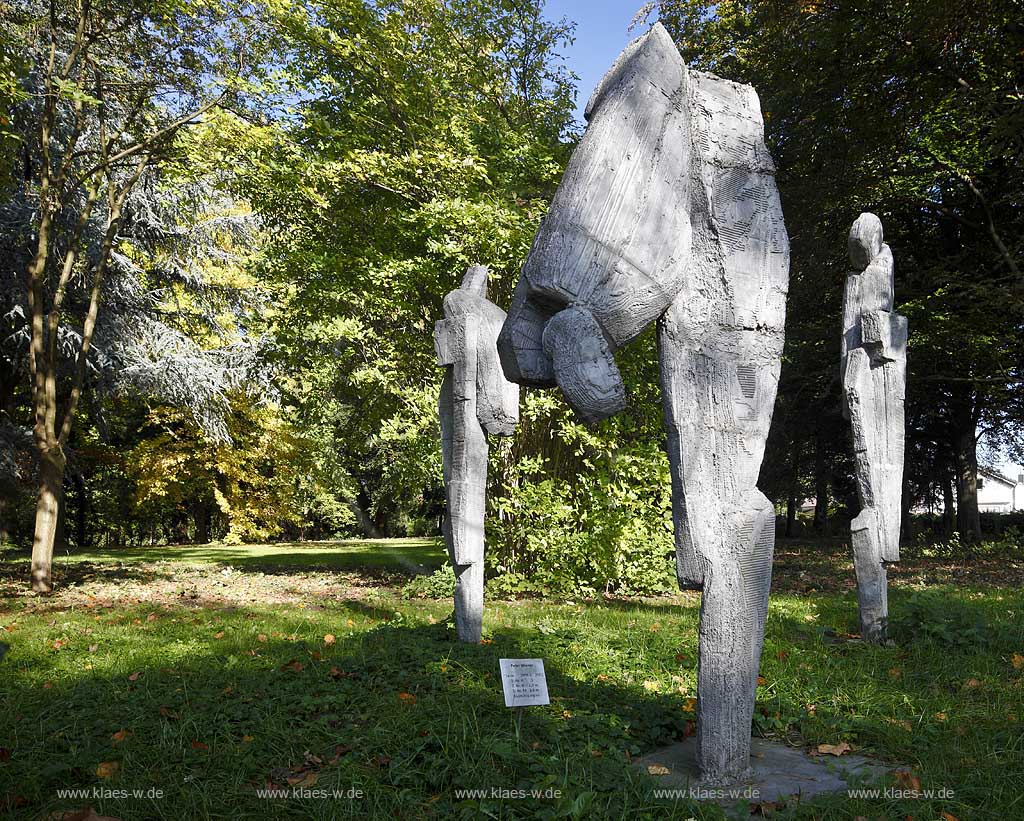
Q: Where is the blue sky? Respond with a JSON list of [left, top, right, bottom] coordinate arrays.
[[542, 1, 656, 123]]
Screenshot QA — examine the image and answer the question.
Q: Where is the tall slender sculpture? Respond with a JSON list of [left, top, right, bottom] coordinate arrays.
[[435, 265, 519, 642], [498, 23, 789, 783], [841, 214, 907, 643]]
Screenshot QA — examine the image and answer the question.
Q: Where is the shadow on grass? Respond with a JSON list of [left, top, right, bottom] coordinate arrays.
[[8, 591, 1016, 820], [0, 610, 715, 820]]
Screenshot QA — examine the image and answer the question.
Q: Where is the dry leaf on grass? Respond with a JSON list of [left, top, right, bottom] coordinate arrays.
[[646, 764, 670, 775], [815, 742, 851, 756], [95, 761, 119, 779]]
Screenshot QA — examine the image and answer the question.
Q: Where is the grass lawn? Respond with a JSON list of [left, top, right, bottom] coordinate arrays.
[[0, 539, 1022, 819]]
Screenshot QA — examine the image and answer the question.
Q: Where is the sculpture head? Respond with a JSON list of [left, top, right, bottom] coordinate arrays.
[[497, 23, 692, 422], [848, 212, 884, 269], [461, 264, 488, 298]]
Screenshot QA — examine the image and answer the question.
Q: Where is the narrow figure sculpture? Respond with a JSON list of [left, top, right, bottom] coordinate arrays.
[[498, 23, 789, 783], [841, 213, 907, 643], [435, 265, 519, 642]]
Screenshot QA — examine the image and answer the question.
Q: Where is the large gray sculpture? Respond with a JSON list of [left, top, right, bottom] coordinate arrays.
[[435, 265, 519, 642], [841, 214, 907, 643], [498, 23, 789, 783]]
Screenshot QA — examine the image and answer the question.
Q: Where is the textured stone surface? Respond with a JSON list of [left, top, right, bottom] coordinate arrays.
[[435, 265, 519, 642], [497, 22, 692, 417], [498, 23, 789, 784], [841, 214, 907, 643], [633, 737, 891, 803], [659, 68, 789, 783]]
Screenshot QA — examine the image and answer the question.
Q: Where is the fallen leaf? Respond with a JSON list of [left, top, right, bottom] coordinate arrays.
[[776, 650, 789, 660], [1012, 653, 1024, 670], [310, 651, 322, 661], [42, 682, 53, 689], [596, 674, 609, 682], [146, 614, 158, 623], [888, 667, 902, 680], [324, 634, 336, 645], [757, 675, 767, 686], [816, 742, 851, 756], [940, 813, 959, 821], [281, 660, 304, 673], [127, 672, 140, 682], [479, 638, 493, 645], [682, 697, 697, 712], [647, 764, 670, 775], [398, 692, 416, 705], [88, 644, 98, 653], [674, 653, 688, 663], [256, 634, 267, 643], [214, 631, 225, 640], [642, 680, 661, 692], [328, 744, 352, 765], [242, 735, 254, 743], [964, 678, 982, 688], [287, 771, 318, 788], [52, 640, 64, 650], [649, 622, 661, 632], [95, 761, 119, 779], [158, 706, 178, 720], [893, 769, 921, 791], [190, 740, 209, 751], [682, 720, 695, 738], [346, 619, 354, 627], [111, 729, 130, 744], [370, 754, 390, 768]]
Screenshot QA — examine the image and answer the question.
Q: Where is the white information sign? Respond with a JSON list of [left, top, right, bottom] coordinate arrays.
[[499, 658, 550, 707]]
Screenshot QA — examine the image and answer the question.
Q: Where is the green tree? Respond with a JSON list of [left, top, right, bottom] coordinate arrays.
[[8, 0, 272, 590], [653, 0, 1024, 540]]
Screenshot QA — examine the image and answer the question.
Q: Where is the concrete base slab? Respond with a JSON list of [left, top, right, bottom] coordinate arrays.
[[635, 737, 891, 805]]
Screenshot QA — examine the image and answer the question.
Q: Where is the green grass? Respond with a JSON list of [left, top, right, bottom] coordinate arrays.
[[1, 542, 1022, 819]]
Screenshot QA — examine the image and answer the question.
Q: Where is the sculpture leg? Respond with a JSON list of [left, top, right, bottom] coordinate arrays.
[[695, 560, 756, 781], [439, 370, 488, 643], [453, 559, 484, 643], [851, 509, 888, 642]]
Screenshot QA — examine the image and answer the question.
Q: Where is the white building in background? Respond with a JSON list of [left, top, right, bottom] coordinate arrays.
[[977, 466, 1024, 513]]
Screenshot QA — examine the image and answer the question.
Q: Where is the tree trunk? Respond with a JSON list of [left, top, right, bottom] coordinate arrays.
[[813, 431, 828, 532], [348, 492, 382, 539], [785, 494, 797, 537], [953, 426, 982, 541], [30, 444, 66, 593], [72, 471, 87, 548], [941, 464, 956, 535], [785, 439, 801, 537], [901, 467, 914, 542], [194, 498, 211, 544], [0, 493, 9, 544]]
